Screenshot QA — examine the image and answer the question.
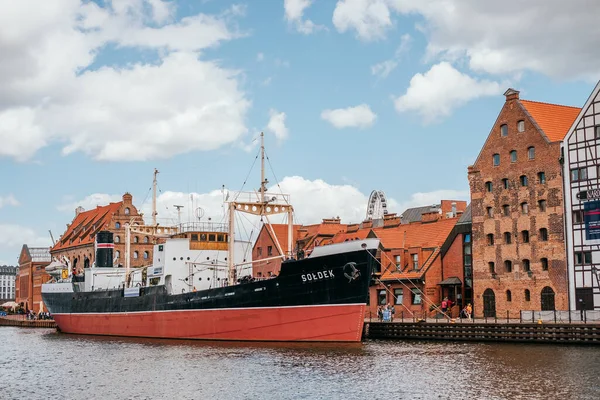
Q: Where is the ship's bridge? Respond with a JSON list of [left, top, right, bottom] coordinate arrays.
[[172, 222, 229, 251]]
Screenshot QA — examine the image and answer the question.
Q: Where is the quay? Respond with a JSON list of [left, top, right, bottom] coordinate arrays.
[[364, 321, 600, 344], [0, 316, 56, 329]]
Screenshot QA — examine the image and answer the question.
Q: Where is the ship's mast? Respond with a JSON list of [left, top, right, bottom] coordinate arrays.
[[152, 168, 158, 226], [226, 132, 294, 286]]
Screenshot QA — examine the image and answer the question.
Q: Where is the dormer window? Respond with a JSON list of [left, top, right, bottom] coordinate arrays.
[[517, 120, 525, 132], [124, 207, 130, 215], [501, 124, 508, 136]]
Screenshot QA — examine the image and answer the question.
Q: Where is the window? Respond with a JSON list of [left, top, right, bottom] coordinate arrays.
[[505, 260, 512, 273], [115, 236, 120, 243], [394, 288, 403, 305], [517, 120, 525, 132], [504, 232, 512, 244], [124, 207, 130, 215], [575, 251, 592, 265], [144, 236, 149, 244], [133, 236, 139, 243], [485, 181, 493, 192], [520, 175, 528, 186], [486, 207, 493, 217], [595, 125, 600, 138], [191, 234, 198, 241], [538, 172, 546, 184], [522, 259, 530, 272], [143, 251, 149, 259], [506, 290, 512, 302], [395, 255, 401, 269], [267, 246, 273, 256], [502, 178, 509, 189], [411, 288, 422, 305], [541, 258, 549, 271], [525, 289, 531, 301], [503, 204, 510, 216], [522, 230, 530, 243], [501, 124, 508, 136], [257, 247, 262, 257], [133, 251, 138, 259], [217, 234, 225, 242], [115, 222, 121, 229], [487, 234, 495, 245], [510, 150, 517, 163], [521, 202, 529, 215], [378, 289, 387, 305], [115, 250, 120, 259], [493, 154, 500, 166], [528, 146, 535, 160], [208, 234, 216, 241], [539, 228, 548, 241], [412, 254, 419, 270], [538, 200, 547, 212], [571, 167, 588, 182], [200, 234, 207, 241], [573, 210, 584, 224]]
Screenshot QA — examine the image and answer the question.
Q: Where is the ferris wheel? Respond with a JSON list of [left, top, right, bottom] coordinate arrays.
[[366, 190, 389, 220]]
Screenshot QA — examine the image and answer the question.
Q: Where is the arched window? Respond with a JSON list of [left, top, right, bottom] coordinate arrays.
[[521, 202, 529, 214], [521, 230, 529, 243], [115, 222, 121, 229], [133, 251, 139, 259], [510, 150, 517, 162], [506, 290, 512, 302], [524, 289, 531, 301], [541, 287, 556, 311], [520, 175, 528, 186], [503, 232, 512, 244], [124, 207, 130, 215], [143, 251, 149, 259], [493, 154, 500, 166], [144, 236, 149, 244], [528, 146, 535, 160], [115, 236, 120, 243], [502, 204, 510, 216], [115, 250, 120, 259], [500, 124, 508, 136], [483, 288, 496, 317], [537, 171, 546, 184], [504, 260, 512, 273], [517, 120, 525, 132], [485, 181, 493, 192], [502, 178, 509, 189], [522, 259, 530, 272], [486, 207, 493, 217], [133, 236, 139, 243]]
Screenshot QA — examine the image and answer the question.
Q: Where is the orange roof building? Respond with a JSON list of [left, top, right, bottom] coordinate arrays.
[[51, 193, 154, 272], [468, 88, 578, 318]]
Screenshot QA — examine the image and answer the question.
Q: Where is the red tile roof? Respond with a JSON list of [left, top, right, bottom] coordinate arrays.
[[52, 202, 123, 252], [330, 228, 371, 244], [520, 100, 581, 142], [373, 218, 458, 250]]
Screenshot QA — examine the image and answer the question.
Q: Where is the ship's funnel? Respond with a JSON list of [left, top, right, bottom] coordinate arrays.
[[95, 231, 114, 268]]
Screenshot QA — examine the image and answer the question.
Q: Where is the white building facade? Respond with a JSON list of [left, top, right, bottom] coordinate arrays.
[[0, 266, 17, 300], [563, 81, 600, 311]]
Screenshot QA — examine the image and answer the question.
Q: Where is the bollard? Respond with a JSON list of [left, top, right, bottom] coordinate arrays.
[[532, 310, 535, 323], [506, 310, 509, 324], [554, 310, 557, 324]]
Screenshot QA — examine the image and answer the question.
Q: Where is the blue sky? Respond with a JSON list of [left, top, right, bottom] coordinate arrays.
[[0, 0, 598, 264]]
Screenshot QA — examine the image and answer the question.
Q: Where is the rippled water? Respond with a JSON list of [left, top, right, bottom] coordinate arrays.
[[1, 327, 599, 399]]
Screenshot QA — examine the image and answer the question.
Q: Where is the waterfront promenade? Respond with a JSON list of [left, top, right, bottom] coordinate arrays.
[[0, 315, 56, 328]]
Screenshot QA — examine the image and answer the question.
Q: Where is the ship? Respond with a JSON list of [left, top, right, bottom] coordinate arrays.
[[42, 134, 378, 342]]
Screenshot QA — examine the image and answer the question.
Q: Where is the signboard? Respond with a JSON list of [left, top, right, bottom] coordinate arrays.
[[124, 287, 140, 298], [584, 200, 600, 240], [578, 189, 600, 200], [148, 266, 163, 277]]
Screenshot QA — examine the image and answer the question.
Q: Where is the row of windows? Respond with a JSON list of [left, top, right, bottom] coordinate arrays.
[[114, 250, 149, 260], [191, 233, 228, 243], [500, 121, 526, 137], [492, 147, 535, 166], [485, 172, 546, 191], [378, 288, 422, 305], [114, 236, 150, 244], [257, 246, 273, 257], [569, 164, 600, 182], [488, 258, 548, 273], [485, 201, 547, 218]]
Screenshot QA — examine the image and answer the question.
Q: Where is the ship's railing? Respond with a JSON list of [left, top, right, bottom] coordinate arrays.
[[178, 222, 228, 234], [230, 191, 291, 205]]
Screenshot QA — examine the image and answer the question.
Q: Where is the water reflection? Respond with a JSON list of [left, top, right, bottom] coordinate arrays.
[[1, 328, 599, 400]]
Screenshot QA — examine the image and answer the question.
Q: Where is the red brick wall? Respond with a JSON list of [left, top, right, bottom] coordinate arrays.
[[469, 95, 568, 317], [252, 229, 284, 278]]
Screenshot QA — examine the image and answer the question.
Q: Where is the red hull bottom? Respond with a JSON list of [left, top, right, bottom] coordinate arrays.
[[52, 304, 366, 342]]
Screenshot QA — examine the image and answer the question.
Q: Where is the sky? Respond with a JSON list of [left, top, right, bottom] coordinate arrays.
[[0, 0, 599, 265]]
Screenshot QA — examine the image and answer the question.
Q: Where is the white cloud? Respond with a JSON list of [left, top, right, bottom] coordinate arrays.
[[0, 0, 251, 162], [256, 52, 264, 62], [332, 0, 394, 41], [284, 0, 322, 34], [0, 194, 20, 208], [396, 189, 469, 214], [321, 104, 377, 129], [266, 109, 289, 141], [394, 62, 501, 123], [370, 33, 411, 78], [0, 224, 50, 249], [57, 194, 123, 213]]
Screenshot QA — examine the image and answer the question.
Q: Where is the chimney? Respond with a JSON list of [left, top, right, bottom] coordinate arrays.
[[361, 220, 373, 229], [383, 213, 401, 228], [322, 217, 341, 224], [347, 224, 360, 233], [504, 88, 520, 101]]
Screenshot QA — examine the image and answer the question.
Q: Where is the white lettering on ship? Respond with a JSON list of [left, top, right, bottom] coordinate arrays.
[[302, 270, 335, 283]]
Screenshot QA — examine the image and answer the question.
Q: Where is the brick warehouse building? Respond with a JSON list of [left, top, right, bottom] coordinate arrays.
[[51, 193, 154, 272], [468, 89, 580, 317], [562, 81, 600, 311], [16, 245, 51, 312]]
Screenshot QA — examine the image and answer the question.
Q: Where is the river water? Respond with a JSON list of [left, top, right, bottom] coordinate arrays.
[[1, 327, 599, 400]]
